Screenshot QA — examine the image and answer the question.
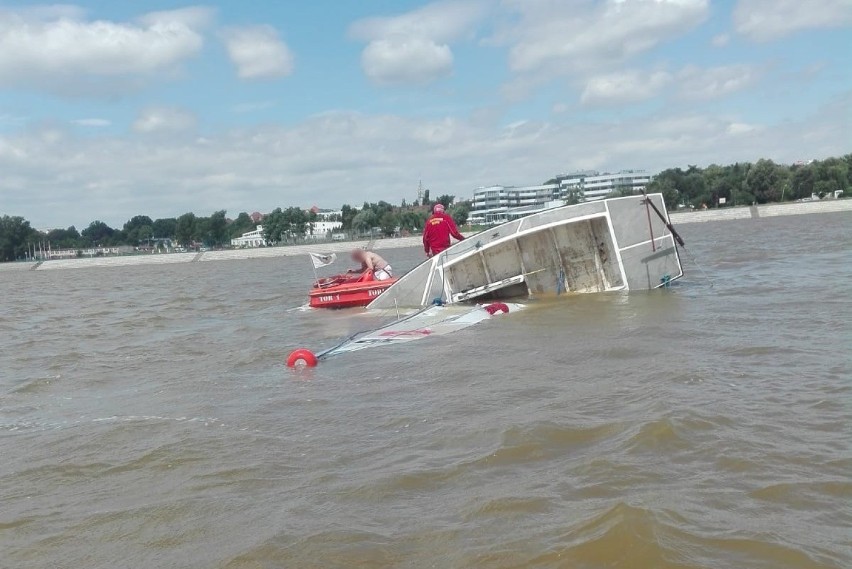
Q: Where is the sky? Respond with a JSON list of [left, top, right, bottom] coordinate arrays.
[[0, 0, 850, 229]]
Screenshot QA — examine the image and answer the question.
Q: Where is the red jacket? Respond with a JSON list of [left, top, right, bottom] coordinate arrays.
[[423, 212, 464, 256]]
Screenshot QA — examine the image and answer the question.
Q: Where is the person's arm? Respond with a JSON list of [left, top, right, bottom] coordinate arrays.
[[446, 215, 465, 241], [423, 224, 431, 255], [363, 254, 375, 271]]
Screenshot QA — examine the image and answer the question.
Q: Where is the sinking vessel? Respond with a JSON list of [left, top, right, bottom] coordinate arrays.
[[368, 193, 683, 310], [308, 271, 398, 309], [289, 194, 684, 366]]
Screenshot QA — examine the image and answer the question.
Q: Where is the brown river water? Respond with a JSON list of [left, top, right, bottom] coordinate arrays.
[[1, 212, 850, 568]]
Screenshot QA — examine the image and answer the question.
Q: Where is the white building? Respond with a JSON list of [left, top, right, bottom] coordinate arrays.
[[469, 184, 559, 225], [306, 220, 343, 240], [557, 170, 651, 201], [231, 225, 267, 247], [469, 170, 652, 225]]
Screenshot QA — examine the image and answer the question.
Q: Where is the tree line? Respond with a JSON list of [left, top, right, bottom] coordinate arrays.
[[2, 154, 848, 262], [646, 154, 852, 209], [0, 193, 470, 262]]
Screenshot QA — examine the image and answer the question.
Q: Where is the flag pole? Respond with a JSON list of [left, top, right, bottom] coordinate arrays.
[[310, 255, 319, 285]]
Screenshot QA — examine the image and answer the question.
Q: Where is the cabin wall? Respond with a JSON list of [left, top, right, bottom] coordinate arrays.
[[593, 217, 624, 289], [446, 215, 625, 301], [446, 254, 490, 293], [516, 231, 563, 295], [480, 241, 524, 281], [552, 217, 623, 292]]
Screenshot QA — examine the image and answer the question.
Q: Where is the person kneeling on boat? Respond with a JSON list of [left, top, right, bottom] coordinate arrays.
[[349, 249, 393, 281]]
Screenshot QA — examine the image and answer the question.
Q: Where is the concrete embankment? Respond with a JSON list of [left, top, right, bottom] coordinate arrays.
[[670, 198, 852, 223], [3, 199, 850, 272], [1, 235, 431, 272]]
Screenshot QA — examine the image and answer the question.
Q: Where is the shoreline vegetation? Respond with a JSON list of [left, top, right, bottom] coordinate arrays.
[[2, 154, 850, 265], [1, 198, 849, 273]]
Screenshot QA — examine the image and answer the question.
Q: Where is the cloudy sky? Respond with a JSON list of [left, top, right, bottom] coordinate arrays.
[[1, 0, 849, 228]]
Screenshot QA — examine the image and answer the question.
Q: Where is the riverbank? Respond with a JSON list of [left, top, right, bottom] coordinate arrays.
[[2, 199, 850, 272], [669, 197, 852, 223], [0, 235, 433, 272]]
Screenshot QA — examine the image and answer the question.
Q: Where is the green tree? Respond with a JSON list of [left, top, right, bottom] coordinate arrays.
[[152, 218, 177, 239], [194, 216, 211, 245], [263, 207, 310, 243], [791, 165, 815, 200], [81, 220, 116, 246], [351, 209, 378, 235], [0, 215, 39, 261], [449, 202, 470, 226], [745, 159, 787, 203], [208, 210, 228, 246], [646, 174, 680, 209], [435, 194, 455, 207], [340, 204, 357, 231], [123, 215, 154, 245], [398, 210, 426, 232], [379, 211, 398, 236], [175, 213, 197, 246], [46, 226, 82, 249], [814, 179, 840, 198], [228, 212, 255, 238]]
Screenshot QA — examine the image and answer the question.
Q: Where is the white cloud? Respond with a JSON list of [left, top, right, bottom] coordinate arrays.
[[72, 118, 111, 127], [138, 6, 216, 28], [578, 63, 758, 107], [676, 64, 757, 100], [496, 0, 709, 74], [221, 25, 294, 80], [733, 0, 852, 42], [361, 38, 454, 85], [581, 70, 673, 106], [349, 0, 485, 42], [1, 94, 848, 228], [349, 0, 487, 85], [727, 122, 758, 135], [132, 107, 197, 133], [0, 6, 212, 94]]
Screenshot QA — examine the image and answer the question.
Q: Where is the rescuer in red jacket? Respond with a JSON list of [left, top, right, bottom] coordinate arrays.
[[423, 203, 464, 257]]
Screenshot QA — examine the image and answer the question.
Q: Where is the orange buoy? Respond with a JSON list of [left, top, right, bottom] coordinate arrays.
[[287, 348, 318, 368], [484, 302, 510, 315]]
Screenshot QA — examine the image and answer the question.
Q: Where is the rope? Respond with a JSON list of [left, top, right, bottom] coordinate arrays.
[[679, 245, 715, 288]]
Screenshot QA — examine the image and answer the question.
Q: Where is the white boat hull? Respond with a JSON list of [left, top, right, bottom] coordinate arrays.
[[369, 194, 683, 310]]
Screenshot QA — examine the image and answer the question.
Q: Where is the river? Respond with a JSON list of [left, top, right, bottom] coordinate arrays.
[[1, 212, 849, 568]]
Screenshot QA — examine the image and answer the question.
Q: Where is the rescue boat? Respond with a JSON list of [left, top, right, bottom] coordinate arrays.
[[308, 270, 398, 309]]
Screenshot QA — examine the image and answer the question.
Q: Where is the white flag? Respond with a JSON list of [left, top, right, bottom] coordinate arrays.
[[310, 252, 337, 268]]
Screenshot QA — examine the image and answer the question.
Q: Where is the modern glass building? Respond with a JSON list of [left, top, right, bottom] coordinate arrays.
[[469, 170, 651, 225]]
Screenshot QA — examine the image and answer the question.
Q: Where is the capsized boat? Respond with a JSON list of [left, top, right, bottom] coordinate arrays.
[[288, 194, 684, 366], [308, 270, 398, 309], [368, 193, 683, 310]]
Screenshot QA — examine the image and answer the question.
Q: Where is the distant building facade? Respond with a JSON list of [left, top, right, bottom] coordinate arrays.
[[469, 170, 651, 225], [306, 220, 343, 239], [231, 225, 267, 247]]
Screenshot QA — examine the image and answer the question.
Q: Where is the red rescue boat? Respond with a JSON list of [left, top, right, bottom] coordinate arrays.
[[308, 270, 398, 309]]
